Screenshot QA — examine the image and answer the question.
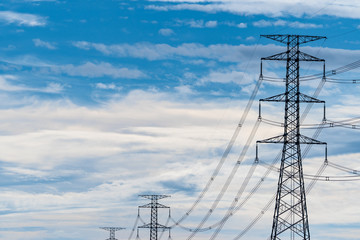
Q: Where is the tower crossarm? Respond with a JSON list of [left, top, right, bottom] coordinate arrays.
[[139, 203, 170, 209], [139, 223, 170, 229], [262, 51, 324, 62], [257, 134, 326, 145], [100, 227, 125, 231], [261, 34, 326, 45], [261, 51, 288, 61], [298, 51, 325, 62], [139, 195, 170, 200], [260, 92, 324, 103]]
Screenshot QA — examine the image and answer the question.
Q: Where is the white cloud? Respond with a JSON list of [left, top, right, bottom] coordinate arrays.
[[158, 28, 175, 36], [223, 21, 247, 28], [95, 83, 121, 90], [175, 19, 218, 28], [71, 41, 280, 62], [0, 11, 46, 26], [205, 20, 218, 28], [184, 19, 203, 28], [174, 85, 195, 95], [145, 0, 360, 19], [71, 41, 360, 75], [33, 39, 57, 50], [290, 21, 323, 28], [237, 22, 247, 28], [54, 62, 146, 79], [253, 19, 273, 27], [43, 82, 64, 93], [0, 87, 359, 239], [198, 70, 256, 85], [253, 19, 322, 28], [0, 75, 64, 93], [246, 36, 255, 41], [72, 41, 92, 50], [0, 57, 147, 80]]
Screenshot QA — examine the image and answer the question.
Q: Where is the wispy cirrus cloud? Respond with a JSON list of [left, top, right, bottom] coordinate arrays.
[[33, 39, 57, 50], [198, 70, 256, 85], [175, 19, 218, 28], [145, 0, 360, 19], [253, 19, 323, 28], [72, 41, 277, 62], [0, 11, 47, 26], [158, 28, 175, 36], [0, 75, 63, 93], [71, 41, 360, 72], [95, 83, 121, 90], [0, 56, 146, 80], [53, 62, 146, 79]]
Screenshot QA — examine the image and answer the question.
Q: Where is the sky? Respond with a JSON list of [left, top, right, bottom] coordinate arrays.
[[0, 0, 360, 239]]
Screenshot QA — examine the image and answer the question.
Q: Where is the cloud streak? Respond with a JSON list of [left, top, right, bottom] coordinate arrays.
[[145, 0, 360, 19], [253, 19, 323, 28], [72, 41, 280, 62], [33, 39, 56, 50], [54, 62, 146, 79], [71, 41, 360, 74], [0, 11, 46, 26], [0, 57, 147, 80], [0, 75, 63, 93]]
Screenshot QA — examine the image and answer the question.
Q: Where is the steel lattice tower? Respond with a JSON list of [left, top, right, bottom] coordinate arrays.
[[100, 227, 125, 240], [138, 195, 170, 240], [257, 35, 327, 240]]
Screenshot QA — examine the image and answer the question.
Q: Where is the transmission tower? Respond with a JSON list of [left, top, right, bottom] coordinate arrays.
[[138, 195, 170, 240], [100, 227, 125, 240], [257, 35, 327, 240]]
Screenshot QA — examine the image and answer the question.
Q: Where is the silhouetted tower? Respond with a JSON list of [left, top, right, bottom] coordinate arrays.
[[257, 35, 327, 240], [138, 195, 170, 240], [100, 227, 125, 240]]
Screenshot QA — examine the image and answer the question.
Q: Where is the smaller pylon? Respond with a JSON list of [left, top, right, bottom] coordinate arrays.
[[100, 227, 125, 240], [138, 195, 170, 240]]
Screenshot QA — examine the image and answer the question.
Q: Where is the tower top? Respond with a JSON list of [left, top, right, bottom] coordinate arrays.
[[139, 195, 170, 200], [100, 227, 125, 231], [261, 34, 326, 45]]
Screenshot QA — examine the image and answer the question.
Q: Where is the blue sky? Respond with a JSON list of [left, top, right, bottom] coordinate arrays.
[[0, 0, 360, 240]]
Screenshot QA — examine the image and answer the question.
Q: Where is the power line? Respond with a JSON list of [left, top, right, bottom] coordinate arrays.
[[170, 75, 264, 227], [186, 117, 262, 240]]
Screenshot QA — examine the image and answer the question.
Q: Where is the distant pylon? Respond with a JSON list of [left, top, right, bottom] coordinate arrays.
[[138, 195, 170, 240], [257, 34, 327, 240], [100, 227, 125, 240]]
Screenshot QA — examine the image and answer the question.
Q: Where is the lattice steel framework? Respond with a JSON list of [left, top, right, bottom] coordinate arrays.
[[138, 195, 170, 240], [100, 227, 125, 240], [258, 35, 327, 240]]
